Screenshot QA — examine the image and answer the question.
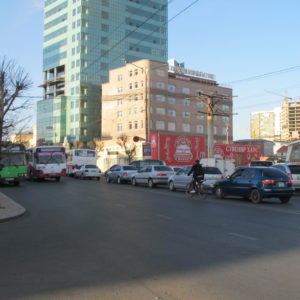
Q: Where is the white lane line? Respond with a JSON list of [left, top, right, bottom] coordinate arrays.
[[228, 232, 257, 241], [156, 214, 172, 221]]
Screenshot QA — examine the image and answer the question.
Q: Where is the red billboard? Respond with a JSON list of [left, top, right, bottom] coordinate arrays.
[[214, 144, 261, 166], [150, 133, 206, 166]]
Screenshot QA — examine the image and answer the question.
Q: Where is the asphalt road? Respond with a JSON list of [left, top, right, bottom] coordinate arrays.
[[1, 177, 300, 300]]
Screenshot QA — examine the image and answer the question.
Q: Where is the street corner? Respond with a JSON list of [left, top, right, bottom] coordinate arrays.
[[0, 192, 26, 222]]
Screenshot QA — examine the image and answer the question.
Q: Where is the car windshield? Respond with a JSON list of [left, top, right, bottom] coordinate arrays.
[[37, 152, 66, 164], [141, 160, 165, 166], [251, 161, 273, 167], [0, 153, 26, 166], [123, 166, 137, 170], [154, 166, 173, 171], [288, 165, 300, 174], [204, 167, 222, 174], [262, 168, 288, 179], [86, 165, 97, 168]]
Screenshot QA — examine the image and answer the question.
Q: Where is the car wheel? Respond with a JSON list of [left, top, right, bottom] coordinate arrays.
[[97, 177, 100, 181], [132, 177, 137, 186], [215, 186, 224, 199], [148, 179, 155, 188], [117, 176, 122, 184], [169, 181, 176, 191], [106, 176, 111, 183], [280, 196, 290, 204], [13, 181, 20, 186], [55, 177, 60, 182], [250, 189, 262, 204]]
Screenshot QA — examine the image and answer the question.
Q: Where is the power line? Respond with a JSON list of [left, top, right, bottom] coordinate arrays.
[[222, 65, 300, 85]]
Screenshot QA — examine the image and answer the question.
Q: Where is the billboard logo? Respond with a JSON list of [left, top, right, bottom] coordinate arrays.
[[174, 136, 193, 162]]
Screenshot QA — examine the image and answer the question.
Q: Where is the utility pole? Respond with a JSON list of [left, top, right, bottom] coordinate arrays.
[[195, 91, 236, 158]]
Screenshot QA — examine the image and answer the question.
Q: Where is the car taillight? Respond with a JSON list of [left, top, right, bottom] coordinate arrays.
[[287, 173, 293, 179], [123, 172, 128, 176], [221, 175, 224, 179], [287, 181, 293, 185], [157, 173, 167, 176], [262, 180, 275, 185]]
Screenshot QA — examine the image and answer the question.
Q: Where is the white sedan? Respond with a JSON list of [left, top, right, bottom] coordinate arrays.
[[74, 164, 101, 180], [131, 165, 174, 188]]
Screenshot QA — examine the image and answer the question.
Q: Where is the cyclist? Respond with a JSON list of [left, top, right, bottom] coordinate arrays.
[[187, 160, 205, 192]]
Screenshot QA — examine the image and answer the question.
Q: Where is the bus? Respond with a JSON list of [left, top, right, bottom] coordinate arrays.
[[66, 149, 97, 176], [0, 143, 27, 186], [27, 146, 67, 181]]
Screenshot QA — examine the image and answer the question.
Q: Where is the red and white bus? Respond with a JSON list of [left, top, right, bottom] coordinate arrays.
[[66, 149, 97, 176], [27, 146, 67, 181]]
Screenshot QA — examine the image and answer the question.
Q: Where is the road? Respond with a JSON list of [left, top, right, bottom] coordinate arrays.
[[1, 177, 300, 300]]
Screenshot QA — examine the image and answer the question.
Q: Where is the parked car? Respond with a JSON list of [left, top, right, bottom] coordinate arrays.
[[273, 163, 300, 190], [168, 166, 223, 192], [103, 164, 118, 178], [214, 167, 294, 204], [106, 165, 138, 184], [130, 159, 165, 170], [74, 164, 101, 180], [131, 165, 174, 188]]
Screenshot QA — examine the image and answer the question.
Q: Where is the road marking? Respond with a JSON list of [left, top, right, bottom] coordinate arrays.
[[229, 232, 257, 241], [156, 214, 172, 220]]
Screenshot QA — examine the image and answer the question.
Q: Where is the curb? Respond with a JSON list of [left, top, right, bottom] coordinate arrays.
[[0, 192, 26, 223]]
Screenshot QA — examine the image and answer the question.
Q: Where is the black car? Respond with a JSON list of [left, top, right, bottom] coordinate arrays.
[[214, 167, 294, 204]]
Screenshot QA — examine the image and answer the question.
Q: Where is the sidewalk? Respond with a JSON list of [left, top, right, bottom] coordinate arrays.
[[0, 192, 26, 222]]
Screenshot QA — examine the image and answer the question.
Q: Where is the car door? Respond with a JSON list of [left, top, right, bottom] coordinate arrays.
[[235, 168, 257, 197], [135, 166, 146, 183], [172, 167, 187, 189], [113, 165, 122, 182], [143, 166, 153, 183], [225, 169, 244, 195]]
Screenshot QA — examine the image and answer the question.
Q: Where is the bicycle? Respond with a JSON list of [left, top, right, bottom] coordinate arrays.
[[185, 176, 208, 199]]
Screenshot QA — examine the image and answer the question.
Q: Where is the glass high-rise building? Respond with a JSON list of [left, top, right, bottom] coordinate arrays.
[[38, 0, 168, 144]]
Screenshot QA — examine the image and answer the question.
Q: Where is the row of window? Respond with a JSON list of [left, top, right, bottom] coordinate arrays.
[[116, 121, 228, 134]]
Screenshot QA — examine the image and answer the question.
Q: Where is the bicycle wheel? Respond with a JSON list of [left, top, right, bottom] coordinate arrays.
[[198, 183, 208, 200], [185, 182, 195, 197]]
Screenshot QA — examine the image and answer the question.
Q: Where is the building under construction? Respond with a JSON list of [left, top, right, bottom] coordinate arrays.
[[281, 98, 300, 140]]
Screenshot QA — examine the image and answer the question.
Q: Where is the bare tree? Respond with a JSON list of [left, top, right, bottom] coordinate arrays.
[[87, 138, 104, 152], [0, 56, 32, 147], [116, 133, 136, 163]]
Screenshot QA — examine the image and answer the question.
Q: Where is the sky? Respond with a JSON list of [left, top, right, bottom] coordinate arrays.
[[1, 0, 300, 140]]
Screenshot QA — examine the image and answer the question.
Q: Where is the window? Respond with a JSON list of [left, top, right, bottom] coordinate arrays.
[[128, 121, 132, 130], [156, 120, 165, 130], [129, 83, 133, 89], [117, 74, 123, 81], [117, 87, 123, 93], [156, 69, 165, 76], [140, 120, 143, 128], [101, 11, 108, 18], [117, 98, 123, 105], [134, 121, 138, 129], [196, 125, 204, 133], [117, 111, 123, 118], [214, 126, 217, 134], [182, 112, 191, 118], [156, 108, 166, 115], [223, 105, 230, 112], [197, 115, 204, 120], [156, 82, 165, 89], [156, 95, 165, 102], [182, 123, 191, 132], [222, 116, 229, 123], [101, 37, 108, 44], [134, 82, 138, 88], [182, 87, 190, 94], [197, 101, 204, 108], [168, 97, 176, 104], [222, 127, 228, 135], [183, 99, 190, 106], [168, 85, 176, 92], [101, 24, 109, 32], [134, 69, 138, 75], [167, 110, 176, 117], [129, 70, 133, 77], [168, 122, 176, 131]]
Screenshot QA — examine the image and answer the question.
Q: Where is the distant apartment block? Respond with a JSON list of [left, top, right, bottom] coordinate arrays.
[[251, 107, 282, 141], [101, 59, 233, 147], [37, 0, 168, 144], [281, 98, 300, 140]]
